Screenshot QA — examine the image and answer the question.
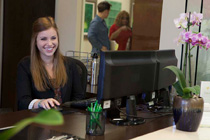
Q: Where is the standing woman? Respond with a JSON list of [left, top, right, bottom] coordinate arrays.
[[109, 11, 132, 50], [17, 17, 84, 110]]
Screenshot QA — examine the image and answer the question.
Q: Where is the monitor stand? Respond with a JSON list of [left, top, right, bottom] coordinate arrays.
[[110, 96, 145, 126], [150, 88, 172, 113]]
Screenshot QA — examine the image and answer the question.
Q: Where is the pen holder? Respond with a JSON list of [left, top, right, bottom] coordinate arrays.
[[86, 111, 106, 136]]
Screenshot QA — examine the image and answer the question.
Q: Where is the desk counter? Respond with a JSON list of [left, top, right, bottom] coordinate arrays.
[[0, 109, 173, 140]]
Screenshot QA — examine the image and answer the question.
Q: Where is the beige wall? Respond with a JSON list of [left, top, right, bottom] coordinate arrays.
[[159, 0, 185, 67], [55, 0, 83, 55]]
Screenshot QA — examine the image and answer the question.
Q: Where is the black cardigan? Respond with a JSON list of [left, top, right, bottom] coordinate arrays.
[[16, 56, 84, 110]]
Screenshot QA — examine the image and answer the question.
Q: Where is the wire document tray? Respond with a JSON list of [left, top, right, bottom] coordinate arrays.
[[65, 50, 92, 77]]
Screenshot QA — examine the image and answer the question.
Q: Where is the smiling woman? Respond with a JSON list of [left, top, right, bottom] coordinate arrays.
[[36, 27, 58, 59], [16, 17, 84, 111]]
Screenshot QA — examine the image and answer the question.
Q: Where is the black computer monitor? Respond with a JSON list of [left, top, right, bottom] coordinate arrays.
[[155, 50, 177, 90], [153, 50, 178, 108], [97, 50, 177, 125]]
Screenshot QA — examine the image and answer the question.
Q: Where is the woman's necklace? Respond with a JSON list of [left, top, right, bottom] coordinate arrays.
[[44, 62, 53, 67], [45, 63, 51, 66]]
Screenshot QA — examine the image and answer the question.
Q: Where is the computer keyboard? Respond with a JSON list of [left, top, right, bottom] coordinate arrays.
[[62, 97, 97, 109], [31, 107, 78, 115], [47, 134, 84, 140], [148, 106, 173, 113]]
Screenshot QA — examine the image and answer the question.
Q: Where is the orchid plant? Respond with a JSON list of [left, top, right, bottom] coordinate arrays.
[[166, 12, 209, 99]]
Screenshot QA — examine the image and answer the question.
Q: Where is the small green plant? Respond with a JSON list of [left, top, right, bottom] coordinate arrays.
[[165, 66, 200, 99], [0, 109, 63, 140]]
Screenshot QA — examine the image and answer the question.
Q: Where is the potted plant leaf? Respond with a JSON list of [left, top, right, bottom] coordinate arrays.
[[165, 12, 210, 132], [0, 109, 63, 140]]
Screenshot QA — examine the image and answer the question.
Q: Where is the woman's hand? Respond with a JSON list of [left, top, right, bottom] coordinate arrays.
[[110, 26, 131, 40], [101, 46, 108, 51], [34, 98, 60, 110], [120, 26, 131, 31]]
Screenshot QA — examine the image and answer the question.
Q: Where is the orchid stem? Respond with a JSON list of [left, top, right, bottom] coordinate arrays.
[[188, 43, 192, 87], [183, 42, 188, 79], [190, 46, 195, 51]]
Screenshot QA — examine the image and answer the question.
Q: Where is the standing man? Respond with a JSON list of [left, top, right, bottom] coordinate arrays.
[[88, 1, 112, 55]]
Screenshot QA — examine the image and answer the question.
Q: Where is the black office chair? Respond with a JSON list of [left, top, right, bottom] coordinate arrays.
[[69, 57, 88, 97], [62, 57, 97, 109]]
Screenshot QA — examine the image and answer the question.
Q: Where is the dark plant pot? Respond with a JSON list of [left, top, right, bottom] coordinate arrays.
[[173, 96, 204, 132]]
